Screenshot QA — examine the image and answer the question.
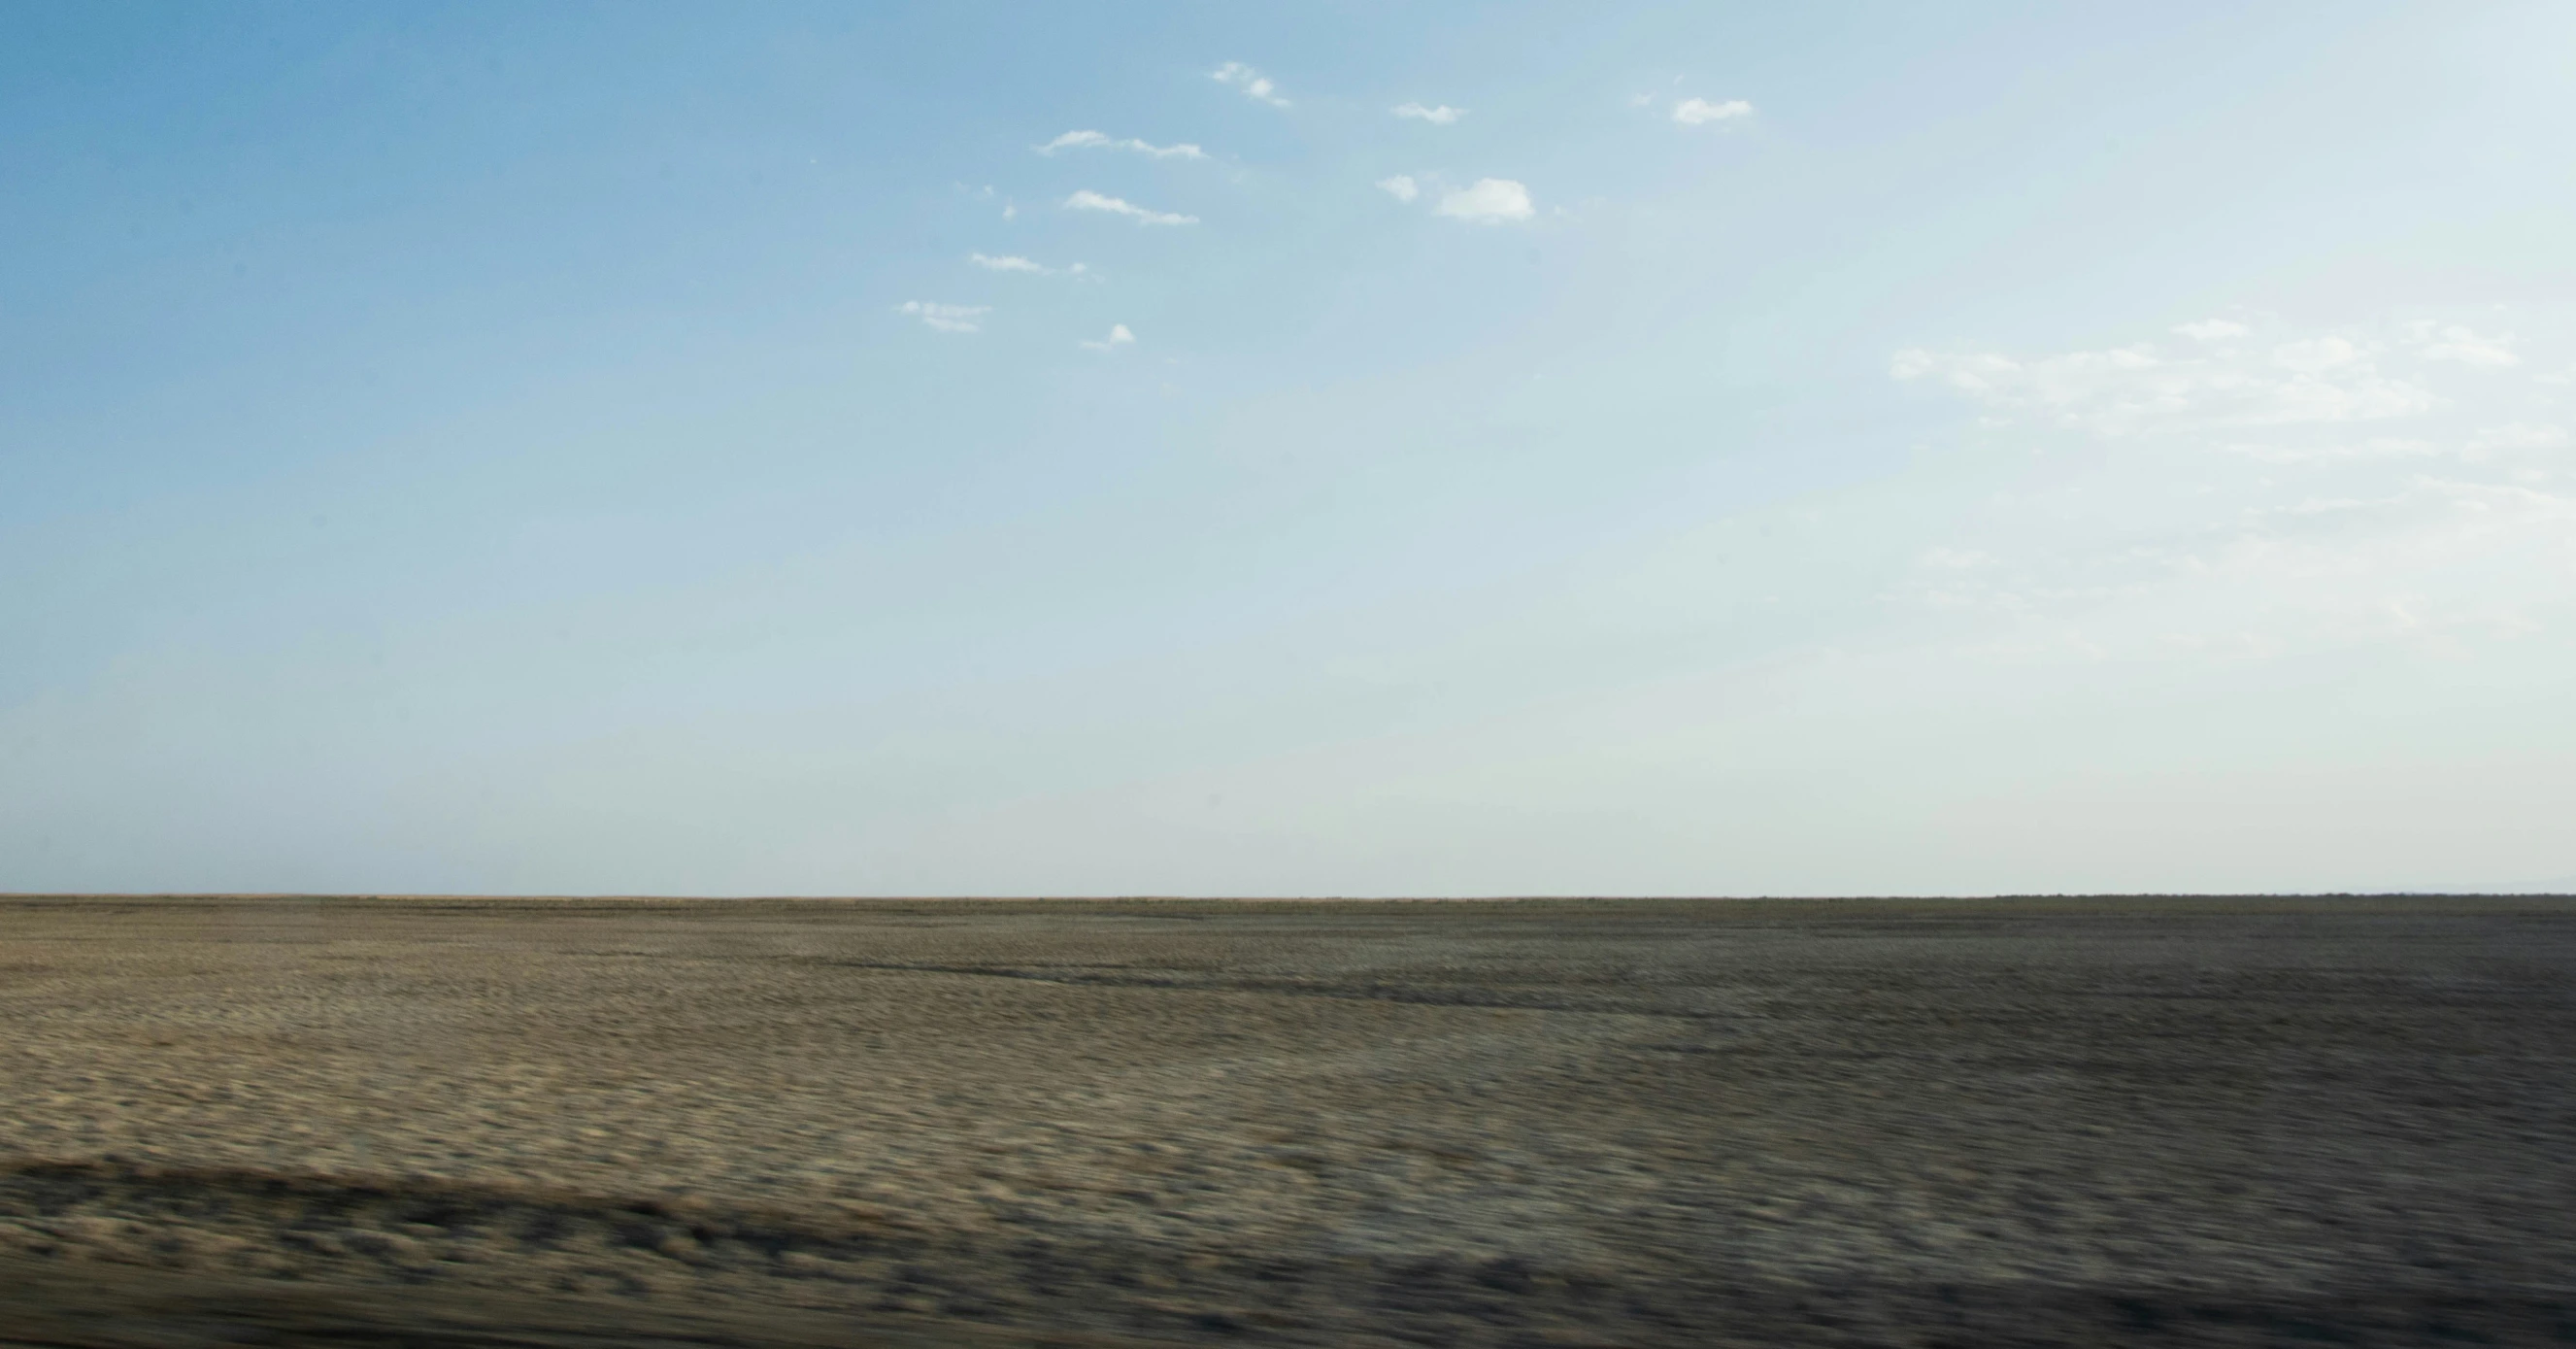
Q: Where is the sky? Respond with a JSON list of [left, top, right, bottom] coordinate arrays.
[[4, 1, 2573, 896]]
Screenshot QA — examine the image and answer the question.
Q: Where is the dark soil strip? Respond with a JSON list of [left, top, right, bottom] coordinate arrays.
[[799, 960, 1731, 1019], [6, 1160, 2570, 1348]]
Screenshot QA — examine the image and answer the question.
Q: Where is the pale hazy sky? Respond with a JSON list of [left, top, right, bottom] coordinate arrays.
[[5, 2, 2573, 895]]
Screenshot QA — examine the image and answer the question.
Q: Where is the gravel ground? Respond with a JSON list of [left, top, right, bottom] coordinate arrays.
[[0, 895, 2570, 1347]]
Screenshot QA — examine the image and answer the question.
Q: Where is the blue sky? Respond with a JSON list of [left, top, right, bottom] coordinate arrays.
[[5, 1, 2573, 894]]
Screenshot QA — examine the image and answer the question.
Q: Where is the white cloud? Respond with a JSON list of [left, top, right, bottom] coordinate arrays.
[[2216, 436, 2448, 465], [1672, 97, 1754, 125], [1063, 189, 1198, 226], [1892, 332, 2437, 435], [2417, 323, 2519, 367], [2471, 422, 2569, 453], [1435, 178, 1534, 224], [2271, 336, 2363, 374], [1392, 103, 1463, 124], [897, 301, 989, 334], [1375, 175, 1420, 203], [1889, 312, 2576, 659], [2173, 319, 2250, 342], [1079, 323, 1137, 354], [967, 253, 1088, 278], [1211, 62, 1288, 109], [1627, 93, 1656, 109], [1038, 130, 1208, 160]]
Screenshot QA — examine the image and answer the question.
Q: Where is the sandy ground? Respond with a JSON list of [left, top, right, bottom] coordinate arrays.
[[0, 895, 2570, 1347]]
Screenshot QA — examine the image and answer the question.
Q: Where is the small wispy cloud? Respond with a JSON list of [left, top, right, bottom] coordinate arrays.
[[959, 183, 1016, 219], [1079, 323, 1137, 354], [1376, 175, 1420, 203], [1038, 130, 1208, 160], [1212, 61, 1289, 109], [1435, 178, 1534, 224], [968, 253, 1089, 277], [1064, 189, 1197, 226], [897, 301, 989, 334], [1392, 102, 1463, 124], [1672, 97, 1754, 125]]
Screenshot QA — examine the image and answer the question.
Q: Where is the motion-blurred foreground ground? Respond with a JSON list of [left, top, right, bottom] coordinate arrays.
[[0, 895, 2569, 1347]]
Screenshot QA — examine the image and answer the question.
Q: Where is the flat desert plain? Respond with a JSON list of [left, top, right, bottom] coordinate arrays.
[[0, 896, 2570, 1347]]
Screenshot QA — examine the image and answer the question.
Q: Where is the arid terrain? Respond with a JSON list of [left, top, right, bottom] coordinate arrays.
[[0, 895, 2570, 1347]]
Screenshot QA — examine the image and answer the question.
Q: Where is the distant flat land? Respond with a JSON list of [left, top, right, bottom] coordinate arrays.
[[1, 895, 2570, 1347]]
